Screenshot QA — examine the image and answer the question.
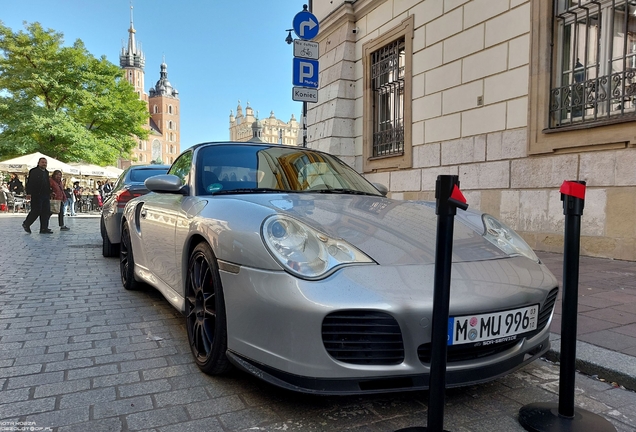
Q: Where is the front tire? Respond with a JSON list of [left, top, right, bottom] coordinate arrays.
[[185, 242, 232, 375], [120, 223, 138, 290]]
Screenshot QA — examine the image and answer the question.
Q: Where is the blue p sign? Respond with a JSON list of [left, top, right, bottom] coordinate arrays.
[[293, 58, 319, 88]]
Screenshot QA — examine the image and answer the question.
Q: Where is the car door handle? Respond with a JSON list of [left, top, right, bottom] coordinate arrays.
[[140, 210, 147, 219]]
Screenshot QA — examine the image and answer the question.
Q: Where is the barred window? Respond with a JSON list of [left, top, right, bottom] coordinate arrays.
[[552, 0, 636, 128], [362, 16, 412, 172], [371, 39, 405, 157]]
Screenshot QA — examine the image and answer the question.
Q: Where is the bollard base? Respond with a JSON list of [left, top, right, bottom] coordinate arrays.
[[518, 402, 616, 432]]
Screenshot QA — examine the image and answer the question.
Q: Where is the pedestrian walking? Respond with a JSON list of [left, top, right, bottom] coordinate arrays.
[[50, 170, 70, 231], [102, 179, 113, 197], [0, 183, 9, 212], [22, 157, 52, 234], [64, 180, 76, 216], [73, 182, 82, 213], [96, 180, 103, 200]]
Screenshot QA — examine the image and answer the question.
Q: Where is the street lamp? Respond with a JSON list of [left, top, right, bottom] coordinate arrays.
[[285, 29, 293, 45]]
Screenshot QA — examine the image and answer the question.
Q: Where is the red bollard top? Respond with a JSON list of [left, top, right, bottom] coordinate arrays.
[[449, 185, 468, 211], [435, 175, 468, 215], [560, 180, 586, 215], [560, 181, 586, 200]]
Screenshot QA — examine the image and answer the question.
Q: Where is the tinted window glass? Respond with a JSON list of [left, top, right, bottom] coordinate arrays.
[[169, 151, 193, 183], [129, 168, 168, 183], [197, 145, 381, 196]]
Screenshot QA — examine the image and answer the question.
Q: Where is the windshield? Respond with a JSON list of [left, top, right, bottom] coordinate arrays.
[[196, 145, 382, 196], [129, 168, 169, 183]]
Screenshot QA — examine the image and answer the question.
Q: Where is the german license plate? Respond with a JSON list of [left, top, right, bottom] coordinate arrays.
[[448, 305, 539, 346]]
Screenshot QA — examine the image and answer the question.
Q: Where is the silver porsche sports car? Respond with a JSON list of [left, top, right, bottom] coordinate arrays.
[[120, 142, 558, 395]]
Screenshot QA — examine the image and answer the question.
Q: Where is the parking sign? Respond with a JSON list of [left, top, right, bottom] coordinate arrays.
[[292, 58, 319, 88]]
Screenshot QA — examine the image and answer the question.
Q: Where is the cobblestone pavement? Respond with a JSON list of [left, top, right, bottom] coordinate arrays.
[[0, 213, 635, 431]]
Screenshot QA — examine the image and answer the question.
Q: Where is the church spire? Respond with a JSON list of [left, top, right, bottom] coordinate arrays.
[[120, 2, 145, 69], [149, 58, 178, 98]]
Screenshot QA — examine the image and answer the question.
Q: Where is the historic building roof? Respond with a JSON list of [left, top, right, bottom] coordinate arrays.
[[149, 61, 179, 98]]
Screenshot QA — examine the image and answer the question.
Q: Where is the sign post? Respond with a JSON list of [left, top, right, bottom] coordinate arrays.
[[291, 4, 320, 147]]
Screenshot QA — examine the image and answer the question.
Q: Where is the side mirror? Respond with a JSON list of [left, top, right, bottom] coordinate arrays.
[[372, 182, 388, 197], [145, 174, 186, 194]]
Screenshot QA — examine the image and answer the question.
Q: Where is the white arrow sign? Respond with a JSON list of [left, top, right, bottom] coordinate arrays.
[[293, 11, 320, 41], [299, 18, 317, 38]]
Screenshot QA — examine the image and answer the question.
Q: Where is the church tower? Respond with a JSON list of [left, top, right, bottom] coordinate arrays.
[[118, 4, 180, 167], [120, 5, 146, 102], [149, 60, 180, 164]]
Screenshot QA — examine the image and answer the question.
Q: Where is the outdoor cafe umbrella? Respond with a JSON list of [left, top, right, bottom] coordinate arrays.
[[104, 165, 123, 179], [69, 163, 120, 192], [71, 163, 106, 178], [0, 152, 79, 176]]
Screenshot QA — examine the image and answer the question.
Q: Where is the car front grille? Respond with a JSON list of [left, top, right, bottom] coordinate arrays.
[[418, 287, 559, 364], [537, 287, 559, 330], [322, 311, 405, 365]]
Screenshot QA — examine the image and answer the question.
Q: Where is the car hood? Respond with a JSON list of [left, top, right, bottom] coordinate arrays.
[[234, 193, 509, 266]]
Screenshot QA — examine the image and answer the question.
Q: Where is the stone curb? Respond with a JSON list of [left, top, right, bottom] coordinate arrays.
[[546, 333, 636, 392]]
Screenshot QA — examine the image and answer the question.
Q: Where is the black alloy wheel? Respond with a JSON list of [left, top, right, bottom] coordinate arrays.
[[185, 242, 231, 375], [120, 223, 138, 290]]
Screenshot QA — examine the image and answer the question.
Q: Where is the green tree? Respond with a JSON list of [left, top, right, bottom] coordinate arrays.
[[0, 21, 149, 164]]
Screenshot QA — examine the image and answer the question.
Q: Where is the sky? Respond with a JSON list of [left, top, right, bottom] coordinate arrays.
[[1, 0, 307, 150]]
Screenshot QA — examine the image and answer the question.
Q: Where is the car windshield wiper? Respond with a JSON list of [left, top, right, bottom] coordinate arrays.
[[309, 188, 379, 196], [211, 188, 287, 195]]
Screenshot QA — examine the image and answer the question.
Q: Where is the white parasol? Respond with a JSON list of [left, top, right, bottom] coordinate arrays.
[[0, 152, 80, 175]]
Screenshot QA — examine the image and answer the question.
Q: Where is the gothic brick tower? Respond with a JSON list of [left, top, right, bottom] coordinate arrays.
[[119, 4, 180, 166]]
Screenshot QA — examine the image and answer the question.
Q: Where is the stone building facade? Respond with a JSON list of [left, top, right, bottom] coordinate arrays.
[[229, 101, 300, 145], [119, 7, 180, 167], [311, 0, 636, 261]]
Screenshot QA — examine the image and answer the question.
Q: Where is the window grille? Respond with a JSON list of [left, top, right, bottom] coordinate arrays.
[[371, 39, 405, 157], [551, 0, 636, 128]]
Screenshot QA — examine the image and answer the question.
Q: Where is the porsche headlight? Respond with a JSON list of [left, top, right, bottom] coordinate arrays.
[[262, 215, 374, 279], [482, 214, 539, 262]]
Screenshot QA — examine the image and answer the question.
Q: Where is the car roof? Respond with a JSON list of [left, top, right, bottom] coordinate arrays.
[[187, 141, 302, 152], [128, 164, 171, 170]]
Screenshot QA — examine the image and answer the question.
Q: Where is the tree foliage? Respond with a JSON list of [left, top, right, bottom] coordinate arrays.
[[0, 21, 149, 164]]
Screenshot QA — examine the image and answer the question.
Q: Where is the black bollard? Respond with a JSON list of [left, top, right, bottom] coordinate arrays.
[[518, 180, 615, 432], [396, 175, 467, 432]]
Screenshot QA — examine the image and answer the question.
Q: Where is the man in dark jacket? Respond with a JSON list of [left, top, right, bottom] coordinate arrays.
[[8, 173, 24, 195], [22, 157, 53, 234]]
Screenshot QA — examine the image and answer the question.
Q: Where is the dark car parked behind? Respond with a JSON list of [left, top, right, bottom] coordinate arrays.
[[101, 164, 170, 257]]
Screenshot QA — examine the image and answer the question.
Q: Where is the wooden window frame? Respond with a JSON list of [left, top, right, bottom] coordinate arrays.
[[529, 0, 635, 154], [363, 16, 413, 172]]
